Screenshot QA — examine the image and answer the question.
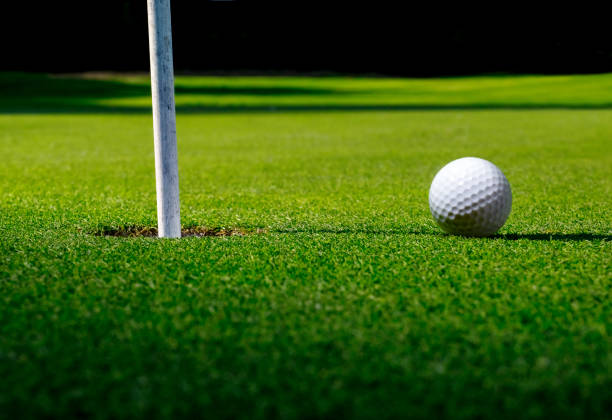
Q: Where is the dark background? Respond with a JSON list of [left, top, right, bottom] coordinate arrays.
[[3, 1, 612, 76]]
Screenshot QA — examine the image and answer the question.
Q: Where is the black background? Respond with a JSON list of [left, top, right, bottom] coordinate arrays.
[[3, 1, 611, 76]]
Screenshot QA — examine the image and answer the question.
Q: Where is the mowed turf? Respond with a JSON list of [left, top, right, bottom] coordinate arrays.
[[0, 73, 610, 418]]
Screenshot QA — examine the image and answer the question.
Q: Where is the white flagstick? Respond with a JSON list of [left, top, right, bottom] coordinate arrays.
[[147, 0, 181, 238]]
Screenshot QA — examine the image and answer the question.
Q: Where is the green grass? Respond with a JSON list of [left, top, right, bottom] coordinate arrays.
[[3, 72, 612, 112], [0, 72, 610, 419]]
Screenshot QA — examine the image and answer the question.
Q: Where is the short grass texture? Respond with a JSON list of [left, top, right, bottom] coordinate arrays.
[[0, 72, 611, 419]]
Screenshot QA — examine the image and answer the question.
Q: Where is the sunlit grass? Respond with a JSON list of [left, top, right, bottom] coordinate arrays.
[[0, 72, 610, 418]]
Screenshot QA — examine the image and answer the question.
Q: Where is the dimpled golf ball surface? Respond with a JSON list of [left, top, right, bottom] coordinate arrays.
[[429, 157, 512, 237]]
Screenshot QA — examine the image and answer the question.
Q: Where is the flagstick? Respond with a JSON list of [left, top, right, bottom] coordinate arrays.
[[147, 0, 181, 238]]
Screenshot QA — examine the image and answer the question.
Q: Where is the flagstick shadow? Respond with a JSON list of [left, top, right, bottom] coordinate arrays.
[[275, 229, 611, 242]]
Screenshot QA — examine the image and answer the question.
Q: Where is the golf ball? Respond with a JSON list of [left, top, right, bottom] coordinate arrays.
[[429, 157, 512, 237]]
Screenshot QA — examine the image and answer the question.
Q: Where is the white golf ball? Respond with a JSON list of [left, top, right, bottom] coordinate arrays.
[[429, 157, 512, 237]]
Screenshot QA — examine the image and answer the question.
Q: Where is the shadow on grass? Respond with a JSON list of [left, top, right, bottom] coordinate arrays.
[[6, 104, 612, 116], [3, 72, 612, 114], [0, 72, 344, 98], [493, 233, 611, 241], [276, 228, 611, 242], [89, 224, 610, 242], [276, 228, 433, 235], [174, 85, 346, 95]]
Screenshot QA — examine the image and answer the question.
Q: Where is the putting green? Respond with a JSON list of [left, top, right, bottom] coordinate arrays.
[[0, 72, 610, 418]]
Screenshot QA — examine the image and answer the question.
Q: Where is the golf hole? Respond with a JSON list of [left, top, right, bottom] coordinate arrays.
[[92, 226, 266, 238]]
